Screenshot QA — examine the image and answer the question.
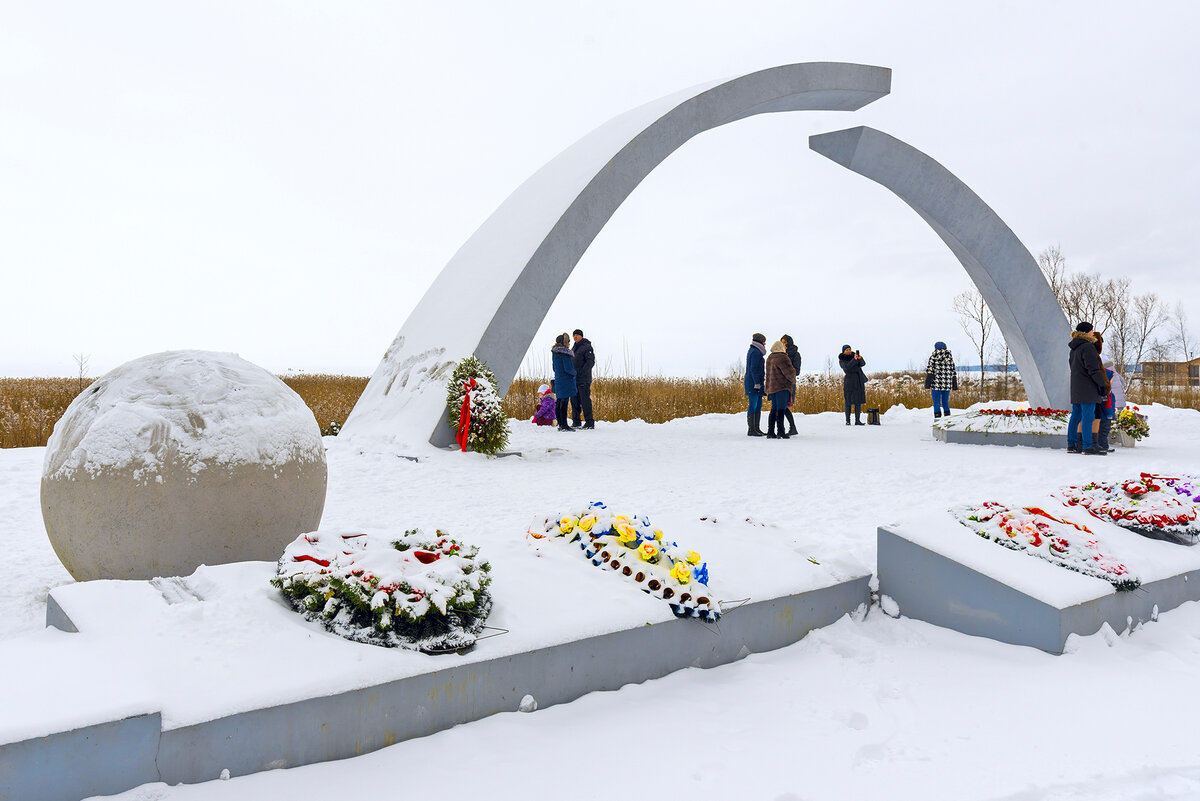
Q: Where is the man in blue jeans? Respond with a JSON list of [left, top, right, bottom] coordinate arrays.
[[1067, 321, 1109, 455], [744, 333, 766, 436]]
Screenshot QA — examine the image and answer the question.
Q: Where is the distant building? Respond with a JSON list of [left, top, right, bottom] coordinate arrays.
[[1138, 357, 1200, 387]]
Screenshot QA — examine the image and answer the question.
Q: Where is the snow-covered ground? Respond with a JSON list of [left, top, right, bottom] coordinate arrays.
[[3, 403, 1200, 800]]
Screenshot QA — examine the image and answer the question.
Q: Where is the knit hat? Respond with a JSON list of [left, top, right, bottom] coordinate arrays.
[[935, 341, 947, 350], [1075, 322, 1094, 333], [752, 333, 766, 344], [538, 383, 550, 395], [841, 344, 851, 352], [573, 329, 583, 337], [770, 340, 787, 353]]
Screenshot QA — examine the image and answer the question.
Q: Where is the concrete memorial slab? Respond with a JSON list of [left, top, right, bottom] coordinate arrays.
[[878, 515, 1200, 654], [5, 569, 869, 800], [931, 428, 1069, 449]]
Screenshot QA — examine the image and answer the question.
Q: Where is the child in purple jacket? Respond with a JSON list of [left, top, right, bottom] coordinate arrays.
[[532, 383, 556, 426]]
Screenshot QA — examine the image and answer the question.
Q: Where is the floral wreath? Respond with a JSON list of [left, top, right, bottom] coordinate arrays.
[[532, 502, 719, 621], [272, 528, 493, 652], [1056, 472, 1199, 544], [952, 502, 1139, 591]]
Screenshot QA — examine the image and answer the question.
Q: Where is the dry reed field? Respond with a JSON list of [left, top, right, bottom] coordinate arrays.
[[0, 375, 367, 448], [502, 373, 1031, 423], [3, 373, 1196, 449], [279, 374, 369, 437]]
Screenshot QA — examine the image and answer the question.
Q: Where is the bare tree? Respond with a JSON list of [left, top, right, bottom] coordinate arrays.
[[988, 337, 1012, 394], [73, 352, 90, 393], [1171, 302, 1195, 362], [1128, 293, 1170, 373], [1038, 245, 1069, 306], [953, 288, 993, 398], [1099, 276, 1133, 375]]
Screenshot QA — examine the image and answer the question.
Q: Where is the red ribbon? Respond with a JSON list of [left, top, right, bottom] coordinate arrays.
[[456, 378, 477, 452], [1025, 506, 1093, 534]]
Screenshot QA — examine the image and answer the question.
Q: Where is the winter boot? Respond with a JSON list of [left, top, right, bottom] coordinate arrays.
[[784, 409, 798, 436], [854, 412, 865, 426], [934, 410, 942, 419], [753, 411, 766, 436], [766, 410, 779, 438], [747, 412, 762, 437], [845, 404, 852, 426]]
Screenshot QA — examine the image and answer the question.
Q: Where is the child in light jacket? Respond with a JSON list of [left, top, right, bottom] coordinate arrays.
[[532, 383, 556, 426]]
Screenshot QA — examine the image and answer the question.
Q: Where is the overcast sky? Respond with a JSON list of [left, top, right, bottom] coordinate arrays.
[[3, 1, 1197, 379]]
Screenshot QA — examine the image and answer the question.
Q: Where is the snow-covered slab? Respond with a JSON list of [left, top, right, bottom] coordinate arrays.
[[932, 427, 1068, 449], [6, 559, 866, 800], [0, 713, 161, 801], [878, 509, 1200, 653], [932, 402, 1069, 448]]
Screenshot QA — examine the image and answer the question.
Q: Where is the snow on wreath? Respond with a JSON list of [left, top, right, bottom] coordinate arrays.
[[951, 502, 1139, 591], [1056, 473, 1199, 546], [271, 528, 493, 653], [532, 502, 721, 622], [446, 356, 510, 456]]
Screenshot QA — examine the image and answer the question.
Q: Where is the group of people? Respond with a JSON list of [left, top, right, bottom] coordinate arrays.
[[744, 336, 964, 433], [743, 333, 803, 438], [532, 329, 596, 431], [1068, 321, 1125, 455], [739, 323, 1130, 450]]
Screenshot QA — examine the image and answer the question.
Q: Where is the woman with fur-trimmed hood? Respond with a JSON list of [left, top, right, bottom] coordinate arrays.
[[764, 340, 797, 439], [1067, 322, 1108, 454]]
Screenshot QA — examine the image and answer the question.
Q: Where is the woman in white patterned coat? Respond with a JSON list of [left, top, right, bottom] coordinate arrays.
[[924, 341, 958, 418]]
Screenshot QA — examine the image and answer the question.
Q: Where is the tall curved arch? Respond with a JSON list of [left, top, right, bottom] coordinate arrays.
[[342, 63, 893, 446], [809, 126, 1070, 408]]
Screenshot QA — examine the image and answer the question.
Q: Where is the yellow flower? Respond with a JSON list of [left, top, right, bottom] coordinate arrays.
[[653, 528, 664, 541], [579, 514, 597, 533], [639, 542, 659, 561], [558, 516, 578, 535], [670, 562, 691, 584], [617, 524, 638, 543], [687, 550, 702, 565], [614, 515, 632, 529]]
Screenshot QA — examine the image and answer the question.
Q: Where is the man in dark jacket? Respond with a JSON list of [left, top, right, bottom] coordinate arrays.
[[570, 329, 596, 429], [1067, 321, 1108, 455], [745, 333, 767, 436]]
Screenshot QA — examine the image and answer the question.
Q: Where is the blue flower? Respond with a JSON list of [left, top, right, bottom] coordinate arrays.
[[692, 563, 709, 585]]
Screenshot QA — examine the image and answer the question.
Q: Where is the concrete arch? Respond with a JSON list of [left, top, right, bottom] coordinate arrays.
[[809, 126, 1069, 408], [342, 62, 893, 446]]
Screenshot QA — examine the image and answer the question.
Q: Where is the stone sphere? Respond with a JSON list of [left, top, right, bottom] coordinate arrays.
[[41, 350, 328, 581]]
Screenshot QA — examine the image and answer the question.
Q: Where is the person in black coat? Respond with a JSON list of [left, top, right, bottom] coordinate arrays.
[[551, 333, 577, 432], [780, 334, 802, 436], [839, 345, 867, 426], [1067, 322, 1108, 454], [744, 333, 767, 436], [570, 329, 595, 429]]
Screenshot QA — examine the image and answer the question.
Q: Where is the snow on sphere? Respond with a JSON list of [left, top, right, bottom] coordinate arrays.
[[41, 350, 327, 581]]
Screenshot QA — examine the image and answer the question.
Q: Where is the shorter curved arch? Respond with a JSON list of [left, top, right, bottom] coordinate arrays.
[[809, 126, 1070, 408]]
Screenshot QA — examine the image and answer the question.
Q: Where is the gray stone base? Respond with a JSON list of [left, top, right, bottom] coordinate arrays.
[[13, 575, 868, 800], [878, 525, 1200, 654], [933, 426, 1068, 449]]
